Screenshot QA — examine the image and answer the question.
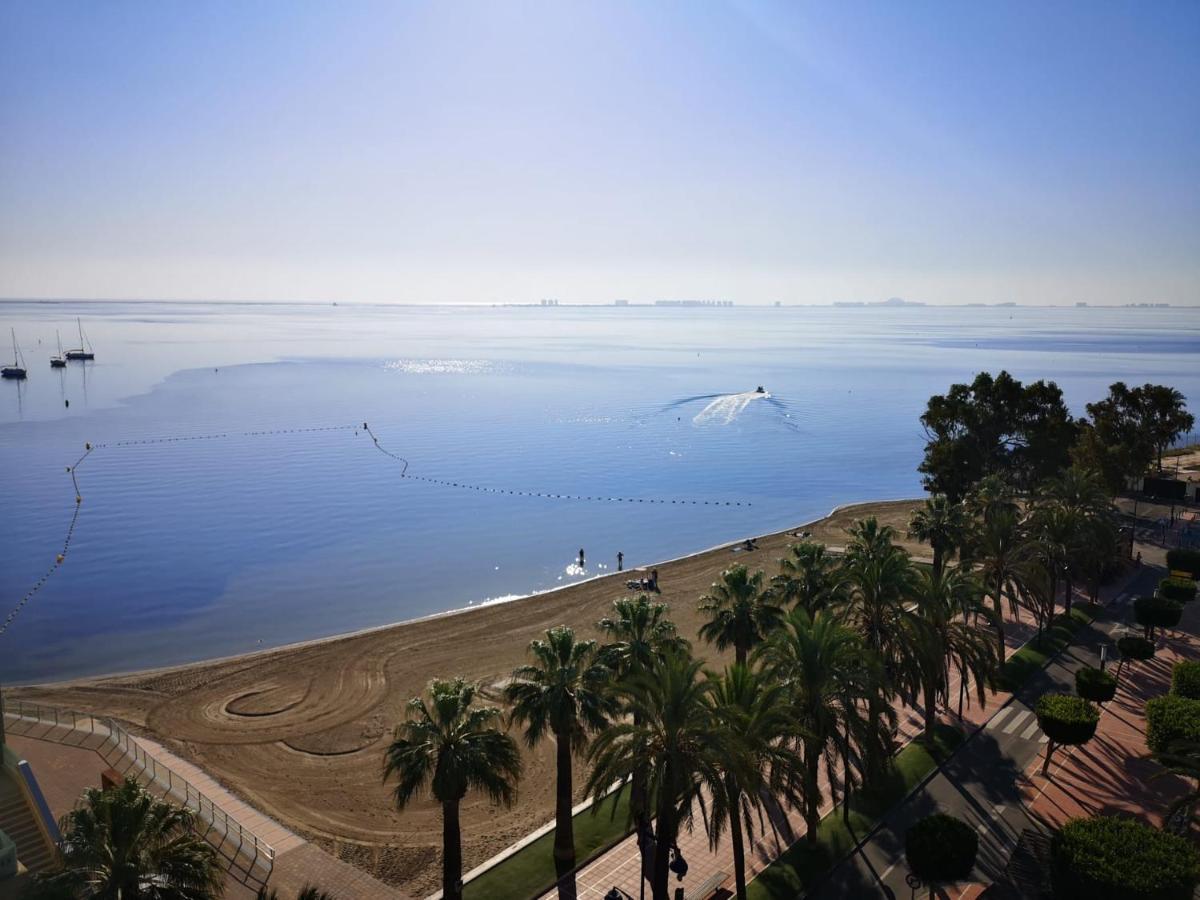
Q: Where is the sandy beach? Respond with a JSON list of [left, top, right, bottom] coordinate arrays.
[[11, 498, 923, 896]]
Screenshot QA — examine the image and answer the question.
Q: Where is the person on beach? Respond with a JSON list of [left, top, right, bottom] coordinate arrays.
[[617, 551, 623, 571], [579, 548, 585, 568], [650, 568, 659, 591]]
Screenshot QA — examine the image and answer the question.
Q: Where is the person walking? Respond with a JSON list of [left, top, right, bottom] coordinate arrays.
[[617, 551, 624, 571], [579, 547, 586, 569]]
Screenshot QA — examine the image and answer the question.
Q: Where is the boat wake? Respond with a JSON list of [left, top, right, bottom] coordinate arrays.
[[692, 390, 770, 425]]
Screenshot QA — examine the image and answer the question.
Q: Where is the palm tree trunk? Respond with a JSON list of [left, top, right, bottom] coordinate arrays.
[[735, 641, 748, 666], [651, 798, 675, 900], [804, 744, 821, 845], [726, 776, 748, 900], [1064, 574, 1074, 616], [553, 735, 577, 898], [443, 800, 463, 900], [922, 682, 938, 744], [1041, 740, 1056, 777], [993, 574, 1006, 665]]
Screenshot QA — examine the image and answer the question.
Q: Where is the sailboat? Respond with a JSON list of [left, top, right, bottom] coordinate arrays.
[[50, 330, 67, 367], [65, 317, 95, 360], [3, 329, 27, 379]]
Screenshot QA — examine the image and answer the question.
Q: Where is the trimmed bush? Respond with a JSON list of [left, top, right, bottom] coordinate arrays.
[[1135, 594, 1184, 638], [1159, 576, 1198, 604], [1075, 666, 1117, 703], [905, 813, 978, 886], [1036, 694, 1100, 746], [1119, 635, 1156, 661], [1146, 695, 1200, 754], [1171, 660, 1200, 699], [1051, 815, 1200, 900], [1166, 548, 1200, 579]]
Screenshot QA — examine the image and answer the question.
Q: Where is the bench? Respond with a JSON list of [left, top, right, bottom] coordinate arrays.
[[686, 870, 729, 899]]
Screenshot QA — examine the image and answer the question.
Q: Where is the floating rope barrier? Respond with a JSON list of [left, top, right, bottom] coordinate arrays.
[[361, 422, 750, 507], [2, 420, 751, 636]]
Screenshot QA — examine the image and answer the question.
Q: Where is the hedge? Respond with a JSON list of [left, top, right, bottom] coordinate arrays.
[[1119, 635, 1156, 662], [1051, 816, 1200, 900], [1146, 695, 1200, 754], [1166, 548, 1200, 579], [1135, 594, 1184, 637], [1159, 576, 1198, 604], [1171, 660, 1200, 700], [1036, 694, 1100, 746], [1075, 666, 1117, 703], [905, 813, 978, 886]]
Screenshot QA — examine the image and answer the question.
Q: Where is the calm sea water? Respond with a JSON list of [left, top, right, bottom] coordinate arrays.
[[1, 301, 1197, 682]]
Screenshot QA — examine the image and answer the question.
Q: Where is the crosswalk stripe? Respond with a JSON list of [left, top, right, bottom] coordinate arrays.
[[1038, 734, 1049, 743], [1020, 720, 1042, 740], [1004, 710, 1031, 734], [989, 707, 1014, 730]]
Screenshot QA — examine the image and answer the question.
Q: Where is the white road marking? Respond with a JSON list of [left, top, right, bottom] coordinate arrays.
[[1020, 720, 1043, 740], [989, 707, 1014, 730], [1003, 710, 1031, 734]]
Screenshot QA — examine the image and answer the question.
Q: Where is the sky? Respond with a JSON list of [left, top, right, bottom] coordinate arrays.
[[1, 1, 1198, 306]]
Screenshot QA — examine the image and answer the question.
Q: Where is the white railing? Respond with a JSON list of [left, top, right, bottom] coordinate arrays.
[[2, 698, 275, 877]]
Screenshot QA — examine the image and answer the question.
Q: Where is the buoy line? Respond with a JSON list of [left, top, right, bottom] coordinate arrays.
[[1, 421, 750, 637]]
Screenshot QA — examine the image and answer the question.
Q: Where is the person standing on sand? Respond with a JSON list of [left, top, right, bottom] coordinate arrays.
[[617, 551, 623, 571], [579, 548, 586, 568]]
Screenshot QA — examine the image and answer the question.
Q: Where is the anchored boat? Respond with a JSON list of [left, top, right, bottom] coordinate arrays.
[[2, 329, 27, 379], [50, 330, 66, 368], [65, 317, 95, 361]]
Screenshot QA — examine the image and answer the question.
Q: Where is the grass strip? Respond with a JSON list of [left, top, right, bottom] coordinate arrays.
[[746, 723, 963, 900], [463, 790, 630, 900], [999, 603, 1100, 693]]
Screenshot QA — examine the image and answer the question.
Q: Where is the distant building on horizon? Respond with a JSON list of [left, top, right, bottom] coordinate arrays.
[[653, 299, 733, 307]]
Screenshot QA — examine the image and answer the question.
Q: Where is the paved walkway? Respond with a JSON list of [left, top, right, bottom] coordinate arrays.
[[557, 600, 1046, 900]]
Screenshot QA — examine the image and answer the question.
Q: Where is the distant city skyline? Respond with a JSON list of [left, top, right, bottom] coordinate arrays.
[[2, 1, 1198, 306]]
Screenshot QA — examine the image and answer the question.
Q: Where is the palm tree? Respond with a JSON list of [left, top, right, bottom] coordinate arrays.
[[771, 542, 846, 614], [755, 609, 895, 845], [1150, 739, 1200, 828], [506, 627, 613, 894], [841, 519, 917, 665], [383, 678, 522, 900], [899, 568, 997, 741], [596, 595, 689, 862], [1029, 502, 1078, 616], [698, 565, 783, 664], [908, 495, 968, 577], [971, 503, 1031, 664], [705, 664, 803, 900], [30, 777, 223, 900], [256, 886, 336, 900], [585, 651, 722, 900]]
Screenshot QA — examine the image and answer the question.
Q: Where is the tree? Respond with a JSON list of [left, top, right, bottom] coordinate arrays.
[[585, 651, 722, 900], [704, 664, 803, 900], [1140, 384, 1195, 472], [905, 813, 978, 897], [1150, 739, 1200, 829], [596, 595, 690, 842], [1036, 468, 1116, 615], [1134, 595, 1183, 641], [919, 371, 1077, 500], [506, 627, 613, 894], [900, 567, 997, 742], [257, 887, 336, 900], [1035, 693, 1099, 777], [698, 565, 783, 664], [1074, 667, 1117, 703], [755, 609, 895, 845], [907, 495, 969, 577], [771, 542, 845, 614], [1051, 816, 1200, 900], [841, 517, 917, 665], [383, 678, 522, 900], [966, 497, 1031, 665], [1074, 382, 1155, 492], [30, 777, 223, 900]]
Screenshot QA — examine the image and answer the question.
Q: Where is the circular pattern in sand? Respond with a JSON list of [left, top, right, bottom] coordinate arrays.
[[224, 683, 308, 717]]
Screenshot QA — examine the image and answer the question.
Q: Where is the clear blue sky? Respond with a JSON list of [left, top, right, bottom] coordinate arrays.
[[1, 1, 1197, 305]]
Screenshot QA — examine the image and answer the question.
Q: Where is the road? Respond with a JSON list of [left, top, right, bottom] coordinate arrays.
[[811, 563, 1160, 899]]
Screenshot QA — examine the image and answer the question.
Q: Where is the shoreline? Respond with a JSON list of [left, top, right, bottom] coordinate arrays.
[[24, 496, 920, 689]]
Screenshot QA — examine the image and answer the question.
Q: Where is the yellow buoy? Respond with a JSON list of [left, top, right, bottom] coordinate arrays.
[[56, 554, 64, 564]]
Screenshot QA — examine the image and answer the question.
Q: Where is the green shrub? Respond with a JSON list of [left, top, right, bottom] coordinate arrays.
[[1159, 576, 1198, 604], [905, 813, 978, 886], [1172, 661, 1200, 699], [1119, 635, 1156, 661], [1075, 666, 1117, 703], [1146, 695, 1200, 754], [1166, 548, 1200, 579], [1051, 816, 1200, 900], [1036, 694, 1099, 746], [1135, 594, 1184, 637]]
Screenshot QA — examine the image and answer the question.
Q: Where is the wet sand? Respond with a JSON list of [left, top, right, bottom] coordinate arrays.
[[11, 498, 923, 895]]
